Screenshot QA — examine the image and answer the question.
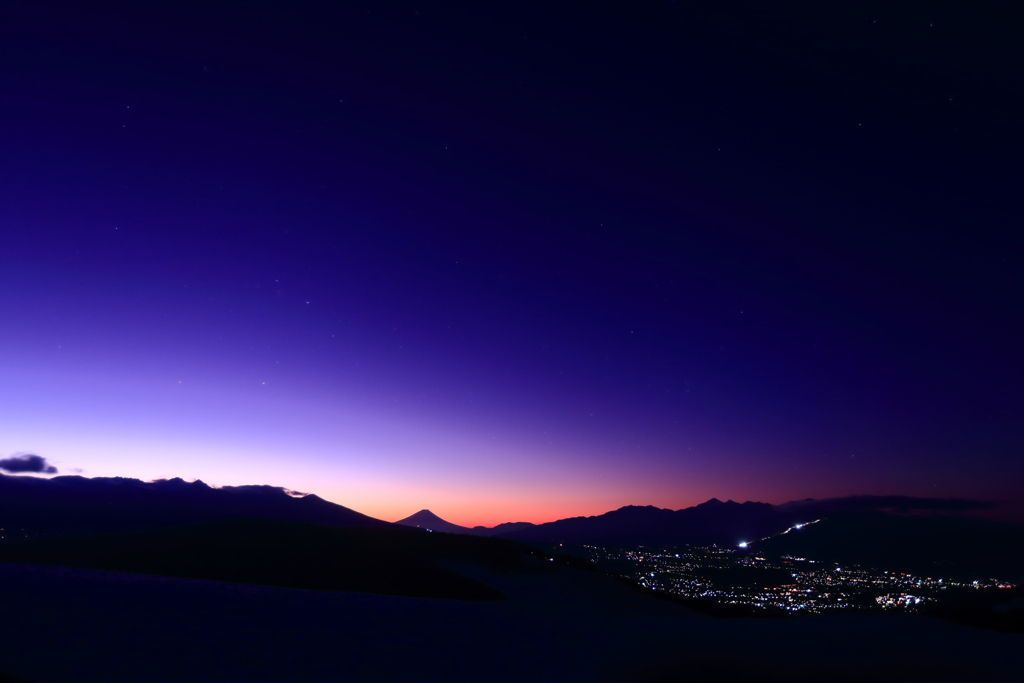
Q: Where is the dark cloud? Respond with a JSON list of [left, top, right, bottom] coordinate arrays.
[[783, 495, 996, 515], [0, 454, 58, 474]]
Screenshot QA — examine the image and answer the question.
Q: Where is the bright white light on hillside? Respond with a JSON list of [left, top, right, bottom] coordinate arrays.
[[738, 542, 748, 548]]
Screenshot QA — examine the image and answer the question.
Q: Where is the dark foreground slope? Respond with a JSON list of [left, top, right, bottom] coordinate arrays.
[[0, 518, 558, 600], [0, 473, 389, 536], [0, 673, 44, 683], [0, 556, 1019, 683]]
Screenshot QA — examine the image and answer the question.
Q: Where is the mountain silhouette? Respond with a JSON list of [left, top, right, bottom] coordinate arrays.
[[395, 509, 473, 534], [0, 473, 390, 537]]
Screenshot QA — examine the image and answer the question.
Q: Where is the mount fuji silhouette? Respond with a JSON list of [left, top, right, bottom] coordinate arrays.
[[394, 510, 534, 536], [394, 509, 471, 534]]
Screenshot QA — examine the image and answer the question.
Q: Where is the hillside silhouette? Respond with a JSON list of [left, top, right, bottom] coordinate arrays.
[[0, 473, 389, 537], [0, 517, 563, 600]]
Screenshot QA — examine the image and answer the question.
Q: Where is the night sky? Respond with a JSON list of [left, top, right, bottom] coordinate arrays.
[[2, 1, 1021, 526]]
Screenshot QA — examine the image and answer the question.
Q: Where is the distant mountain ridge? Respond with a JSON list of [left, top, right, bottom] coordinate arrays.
[[0, 473, 391, 537], [496, 498, 783, 547], [487, 495, 1003, 550], [478, 521, 536, 536]]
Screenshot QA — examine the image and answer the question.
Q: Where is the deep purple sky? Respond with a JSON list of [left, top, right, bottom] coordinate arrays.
[[2, 1, 1021, 525]]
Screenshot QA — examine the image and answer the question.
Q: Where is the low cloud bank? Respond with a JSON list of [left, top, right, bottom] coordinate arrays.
[[784, 495, 996, 515], [218, 484, 309, 497]]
